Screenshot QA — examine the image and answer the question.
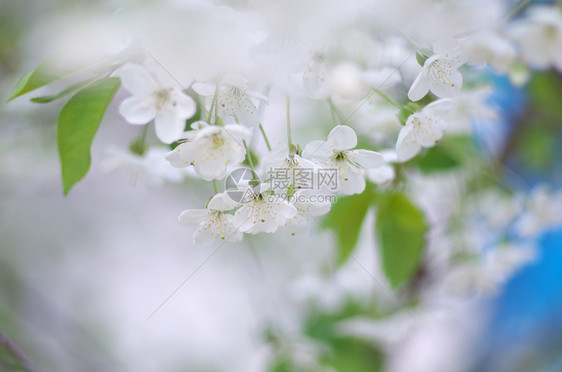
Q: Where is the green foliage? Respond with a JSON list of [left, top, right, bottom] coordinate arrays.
[[416, 136, 472, 173], [396, 102, 420, 126], [58, 77, 121, 195], [243, 148, 260, 168], [129, 138, 149, 157], [376, 192, 428, 288], [528, 71, 562, 122], [184, 88, 202, 130], [269, 358, 295, 372], [7, 60, 63, 102], [304, 301, 383, 372], [516, 125, 555, 170], [417, 143, 460, 172], [30, 78, 99, 104], [323, 188, 375, 265]]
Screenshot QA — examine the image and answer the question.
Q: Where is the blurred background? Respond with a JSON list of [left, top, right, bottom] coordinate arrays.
[[2, 0, 562, 372]]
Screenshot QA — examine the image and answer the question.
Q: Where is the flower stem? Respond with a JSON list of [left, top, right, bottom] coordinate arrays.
[[259, 123, 272, 151], [0, 330, 40, 372], [207, 88, 219, 123], [213, 179, 218, 194], [328, 98, 337, 126], [243, 140, 255, 171], [327, 98, 345, 126], [286, 96, 293, 149], [140, 124, 149, 144], [373, 89, 409, 112]]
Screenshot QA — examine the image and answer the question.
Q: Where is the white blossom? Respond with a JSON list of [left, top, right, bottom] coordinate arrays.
[[231, 185, 297, 234], [165, 122, 251, 181], [118, 63, 197, 144], [444, 86, 498, 134], [408, 43, 464, 101], [289, 189, 332, 226], [516, 186, 562, 238], [508, 5, 562, 71], [303, 125, 384, 195], [396, 99, 453, 162], [192, 74, 267, 127], [260, 145, 318, 192], [462, 31, 516, 73], [179, 193, 243, 245], [101, 146, 186, 186], [444, 243, 536, 296]]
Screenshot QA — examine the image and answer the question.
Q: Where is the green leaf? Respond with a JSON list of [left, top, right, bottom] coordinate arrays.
[[416, 136, 473, 173], [376, 192, 427, 288], [323, 189, 374, 265], [30, 78, 98, 104], [8, 60, 64, 102], [417, 144, 460, 172], [58, 77, 121, 195], [528, 71, 562, 121]]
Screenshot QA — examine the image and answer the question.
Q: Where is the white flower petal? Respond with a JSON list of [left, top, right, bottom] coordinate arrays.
[[179, 209, 210, 226], [302, 140, 332, 160], [327, 125, 357, 151], [367, 165, 395, 185], [119, 96, 157, 125], [170, 90, 197, 119], [165, 142, 201, 168], [119, 64, 159, 95], [339, 172, 365, 195], [154, 110, 187, 144], [396, 126, 421, 162], [194, 226, 216, 245], [192, 82, 217, 97], [425, 98, 455, 115], [429, 69, 462, 98], [408, 71, 430, 101], [348, 149, 384, 169], [208, 193, 239, 211]]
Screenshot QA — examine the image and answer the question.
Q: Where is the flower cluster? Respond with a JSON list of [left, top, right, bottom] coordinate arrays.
[[10, 0, 562, 370], [95, 2, 562, 247]]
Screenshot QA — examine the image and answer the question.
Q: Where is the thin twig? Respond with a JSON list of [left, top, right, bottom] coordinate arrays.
[[0, 330, 40, 372]]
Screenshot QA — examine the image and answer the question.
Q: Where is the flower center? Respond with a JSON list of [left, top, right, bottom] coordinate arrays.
[[211, 133, 224, 148], [155, 89, 172, 109], [333, 151, 347, 162]]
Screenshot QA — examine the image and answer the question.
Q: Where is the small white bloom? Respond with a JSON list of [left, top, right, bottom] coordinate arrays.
[[462, 31, 516, 73], [302, 56, 329, 99], [302, 125, 384, 195], [366, 149, 396, 186], [408, 42, 464, 101], [444, 86, 498, 134], [366, 165, 395, 186], [101, 146, 186, 186], [395, 99, 453, 162], [193, 74, 267, 126], [165, 122, 251, 181], [260, 145, 318, 192], [179, 193, 243, 245], [508, 5, 562, 71], [444, 243, 535, 296], [118, 63, 197, 144], [289, 189, 332, 226], [231, 185, 297, 234], [516, 186, 562, 238]]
